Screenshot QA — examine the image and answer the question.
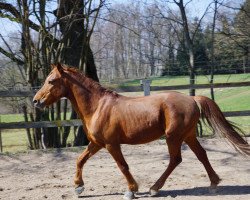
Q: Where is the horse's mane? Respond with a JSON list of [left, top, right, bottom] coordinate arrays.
[[62, 64, 120, 98]]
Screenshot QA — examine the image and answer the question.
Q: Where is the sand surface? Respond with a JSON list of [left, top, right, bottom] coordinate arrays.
[[0, 138, 249, 200]]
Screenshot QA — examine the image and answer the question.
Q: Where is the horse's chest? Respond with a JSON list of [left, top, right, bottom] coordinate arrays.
[[87, 110, 111, 135], [87, 117, 104, 134]]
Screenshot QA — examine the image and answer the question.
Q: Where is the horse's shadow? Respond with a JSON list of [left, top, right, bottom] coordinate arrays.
[[78, 185, 250, 199], [139, 185, 250, 198], [78, 192, 123, 198]]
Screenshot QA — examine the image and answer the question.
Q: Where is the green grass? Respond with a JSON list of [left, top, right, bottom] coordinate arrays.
[[0, 129, 28, 152], [0, 128, 76, 153], [118, 73, 250, 112], [118, 73, 250, 86], [1, 73, 250, 153], [1, 113, 24, 123], [194, 87, 250, 111]]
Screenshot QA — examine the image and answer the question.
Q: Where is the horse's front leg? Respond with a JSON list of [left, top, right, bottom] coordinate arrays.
[[74, 142, 102, 195], [106, 144, 138, 200]]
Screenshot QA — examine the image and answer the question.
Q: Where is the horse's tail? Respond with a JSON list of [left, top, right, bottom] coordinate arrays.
[[193, 96, 250, 156]]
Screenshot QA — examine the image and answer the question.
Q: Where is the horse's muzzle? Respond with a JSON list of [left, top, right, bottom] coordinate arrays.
[[33, 99, 45, 109]]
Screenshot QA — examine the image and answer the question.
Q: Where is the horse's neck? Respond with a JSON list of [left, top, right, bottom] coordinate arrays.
[[67, 78, 102, 123]]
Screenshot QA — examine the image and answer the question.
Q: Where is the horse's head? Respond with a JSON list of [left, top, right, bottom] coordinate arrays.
[[33, 63, 67, 109]]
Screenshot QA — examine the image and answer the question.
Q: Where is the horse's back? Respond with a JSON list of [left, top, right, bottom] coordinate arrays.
[[114, 92, 200, 143], [88, 91, 200, 145]]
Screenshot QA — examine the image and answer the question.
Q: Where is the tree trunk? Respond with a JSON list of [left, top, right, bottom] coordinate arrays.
[[175, 0, 196, 96], [243, 47, 250, 73], [54, 0, 100, 146], [210, 0, 218, 100]]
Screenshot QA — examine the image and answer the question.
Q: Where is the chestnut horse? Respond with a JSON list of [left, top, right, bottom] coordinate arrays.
[[33, 63, 250, 199]]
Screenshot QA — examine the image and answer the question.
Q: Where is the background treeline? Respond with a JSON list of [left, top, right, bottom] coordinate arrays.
[[91, 0, 250, 80]]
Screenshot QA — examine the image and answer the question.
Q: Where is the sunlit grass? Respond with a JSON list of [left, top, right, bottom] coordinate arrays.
[[1, 113, 24, 123], [117, 73, 250, 87]]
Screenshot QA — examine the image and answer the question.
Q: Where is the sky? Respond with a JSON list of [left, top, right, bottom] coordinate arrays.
[[112, 0, 244, 18], [0, 0, 245, 47], [111, 0, 214, 17]]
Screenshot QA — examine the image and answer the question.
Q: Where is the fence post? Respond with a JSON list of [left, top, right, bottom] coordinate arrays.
[[22, 105, 34, 150], [140, 79, 151, 96], [0, 116, 2, 152]]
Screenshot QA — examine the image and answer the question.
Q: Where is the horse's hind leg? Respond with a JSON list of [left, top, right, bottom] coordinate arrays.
[[74, 142, 102, 195], [150, 138, 182, 196], [106, 144, 138, 200], [185, 133, 221, 192]]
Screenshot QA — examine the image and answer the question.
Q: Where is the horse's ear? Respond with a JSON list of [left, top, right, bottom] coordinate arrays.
[[51, 63, 64, 74], [51, 63, 56, 70], [51, 63, 63, 74], [56, 63, 64, 74]]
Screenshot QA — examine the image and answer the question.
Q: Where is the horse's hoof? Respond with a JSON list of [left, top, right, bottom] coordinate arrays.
[[123, 191, 135, 200], [75, 185, 84, 195], [149, 188, 159, 196]]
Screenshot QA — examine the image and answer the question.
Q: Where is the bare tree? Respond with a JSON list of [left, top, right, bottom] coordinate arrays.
[[0, 0, 105, 148], [209, 0, 219, 100], [172, 0, 196, 95]]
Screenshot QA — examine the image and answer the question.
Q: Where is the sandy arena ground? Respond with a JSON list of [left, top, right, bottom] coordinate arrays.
[[0, 138, 249, 200]]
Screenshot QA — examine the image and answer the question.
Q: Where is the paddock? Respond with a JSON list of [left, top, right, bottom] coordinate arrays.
[[0, 138, 249, 200]]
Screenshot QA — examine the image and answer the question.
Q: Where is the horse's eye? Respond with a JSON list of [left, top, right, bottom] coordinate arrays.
[[48, 77, 60, 84], [48, 80, 55, 84]]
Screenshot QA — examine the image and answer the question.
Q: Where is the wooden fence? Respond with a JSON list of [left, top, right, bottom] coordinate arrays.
[[1, 80, 250, 152]]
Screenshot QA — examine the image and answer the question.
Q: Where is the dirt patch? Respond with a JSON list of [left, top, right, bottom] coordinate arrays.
[[0, 138, 249, 200]]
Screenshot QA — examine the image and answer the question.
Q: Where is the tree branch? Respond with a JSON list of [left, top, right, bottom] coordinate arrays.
[[0, 2, 41, 31], [0, 47, 24, 65]]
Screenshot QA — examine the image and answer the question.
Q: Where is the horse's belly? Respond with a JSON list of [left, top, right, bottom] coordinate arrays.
[[121, 126, 165, 144]]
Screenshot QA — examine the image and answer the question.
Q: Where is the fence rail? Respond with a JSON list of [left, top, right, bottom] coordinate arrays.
[[1, 110, 250, 130], [0, 119, 82, 129], [0, 90, 35, 97], [1, 81, 250, 97]]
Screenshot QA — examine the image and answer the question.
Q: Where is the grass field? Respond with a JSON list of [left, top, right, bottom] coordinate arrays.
[[1, 73, 250, 153], [119, 73, 250, 86]]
